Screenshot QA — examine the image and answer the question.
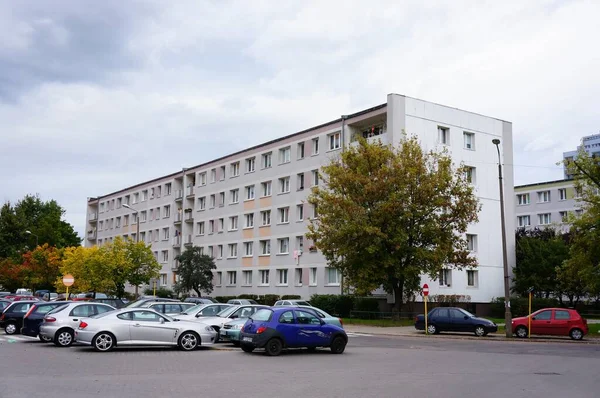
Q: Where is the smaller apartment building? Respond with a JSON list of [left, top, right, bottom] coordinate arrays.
[[514, 179, 581, 232]]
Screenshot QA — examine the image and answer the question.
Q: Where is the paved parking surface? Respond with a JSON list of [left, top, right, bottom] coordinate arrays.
[[1, 334, 599, 398]]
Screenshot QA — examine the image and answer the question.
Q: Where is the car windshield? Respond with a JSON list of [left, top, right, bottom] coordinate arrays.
[[182, 304, 208, 315], [295, 301, 311, 306], [217, 306, 238, 318], [252, 309, 273, 321]]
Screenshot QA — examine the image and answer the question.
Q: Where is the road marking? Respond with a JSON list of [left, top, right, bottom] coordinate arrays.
[[346, 332, 374, 337], [0, 335, 36, 343]]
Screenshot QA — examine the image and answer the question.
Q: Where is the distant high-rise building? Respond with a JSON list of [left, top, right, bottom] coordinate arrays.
[[563, 133, 600, 179]]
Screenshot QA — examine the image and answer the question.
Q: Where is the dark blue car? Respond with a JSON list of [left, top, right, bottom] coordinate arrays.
[[239, 307, 348, 356], [21, 302, 68, 341], [415, 307, 498, 337]]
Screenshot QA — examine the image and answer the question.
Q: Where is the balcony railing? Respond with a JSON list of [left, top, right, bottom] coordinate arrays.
[[89, 213, 97, 222], [87, 230, 97, 240], [174, 213, 182, 223], [184, 212, 194, 223], [186, 186, 194, 197], [171, 260, 179, 271], [175, 190, 184, 201], [184, 234, 193, 246], [172, 236, 181, 247]]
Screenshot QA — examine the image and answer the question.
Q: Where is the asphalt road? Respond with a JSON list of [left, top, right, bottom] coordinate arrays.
[[1, 333, 598, 398]]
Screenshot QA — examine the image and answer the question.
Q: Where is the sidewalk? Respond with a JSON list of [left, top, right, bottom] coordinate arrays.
[[344, 324, 600, 344]]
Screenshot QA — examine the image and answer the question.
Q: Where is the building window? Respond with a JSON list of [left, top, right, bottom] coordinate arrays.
[[228, 243, 238, 258], [262, 152, 272, 169], [467, 270, 478, 287], [133, 193, 139, 204], [245, 185, 255, 200], [217, 245, 223, 259], [279, 147, 291, 164], [466, 234, 477, 252], [117, 198, 122, 208], [210, 169, 216, 183], [297, 142, 305, 159], [312, 203, 319, 219], [227, 271, 237, 285], [538, 213, 551, 225], [538, 191, 550, 203], [246, 157, 256, 173], [312, 170, 319, 186], [140, 232, 145, 242], [245, 213, 254, 228], [260, 240, 271, 255], [164, 205, 171, 218], [219, 192, 225, 207], [279, 177, 290, 194], [156, 186, 162, 198], [559, 211, 568, 222], [115, 217, 121, 228], [259, 270, 270, 286], [312, 138, 319, 155], [229, 216, 238, 231], [166, 184, 173, 195], [209, 220, 215, 234], [296, 204, 304, 221], [309, 267, 317, 286], [261, 181, 272, 197], [161, 250, 169, 262], [142, 190, 148, 201], [277, 269, 288, 285], [210, 194, 216, 208], [517, 215, 530, 227], [278, 238, 289, 254], [278, 207, 289, 224], [230, 189, 239, 204], [199, 172, 207, 186], [231, 162, 240, 177], [260, 210, 271, 226], [464, 167, 476, 184], [197, 222, 205, 235], [326, 268, 340, 285], [463, 132, 475, 150], [208, 246, 214, 258], [242, 270, 252, 286], [215, 271, 222, 285], [218, 218, 224, 232], [160, 274, 167, 286], [439, 269, 452, 286], [295, 269, 303, 286], [243, 242, 253, 257], [297, 173, 304, 190], [197, 196, 206, 210], [123, 215, 129, 226], [155, 207, 160, 219], [438, 126, 449, 145], [296, 236, 304, 252], [162, 227, 170, 240], [558, 188, 567, 201], [328, 132, 341, 150], [220, 165, 226, 181], [517, 194, 530, 205]]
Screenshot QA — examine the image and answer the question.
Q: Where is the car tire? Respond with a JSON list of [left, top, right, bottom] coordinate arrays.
[[330, 336, 346, 354], [4, 322, 17, 335], [264, 338, 283, 356], [515, 326, 528, 338], [426, 324, 438, 334], [232, 341, 240, 347], [39, 334, 52, 343], [241, 344, 254, 353], [54, 328, 74, 347], [93, 332, 116, 352], [178, 331, 200, 351], [570, 328, 584, 341], [212, 327, 220, 343], [474, 326, 486, 337]]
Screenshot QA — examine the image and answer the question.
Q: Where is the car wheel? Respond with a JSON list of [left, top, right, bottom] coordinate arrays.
[[212, 327, 220, 343], [426, 324, 438, 334], [515, 326, 528, 338], [54, 329, 74, 347], [39, 334, 52, 343], [4, 322, 17, 335], [178, 331, 200, 351], [474, 326, 486, 337], [570, 328, 584, 341], [241, 344, 254, 353], [330, 336, 346, 354], [264, 338, 283, 356], [232, 341, 240, 347], [93, 332, 115, 352]]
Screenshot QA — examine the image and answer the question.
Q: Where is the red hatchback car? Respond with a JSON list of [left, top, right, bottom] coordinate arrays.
[[512, 308, 588, 340]]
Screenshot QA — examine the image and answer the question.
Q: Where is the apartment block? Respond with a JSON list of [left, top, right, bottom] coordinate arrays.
[[563, 133, 600, 179], [85, 93, 515, 303], [514, 179, 581, 232]]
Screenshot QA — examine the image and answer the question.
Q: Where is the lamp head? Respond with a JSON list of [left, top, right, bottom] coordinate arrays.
[[122, 204, 131, 209], [492, 139, 501, 145], [25, 230, 31, 235]]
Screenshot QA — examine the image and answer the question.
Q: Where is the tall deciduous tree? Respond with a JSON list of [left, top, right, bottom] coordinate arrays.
[[174, 246, 216, 297], [20, 244, 64, 291], [58, 246, 115, 294], [306, 136, 480, 310]]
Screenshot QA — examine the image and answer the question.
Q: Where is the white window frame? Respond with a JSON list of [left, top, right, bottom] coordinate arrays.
[[278, 207, 289, 224], [215, 271, 222, 285], [439, 269, 452, 287], [463, 132, 475, 150], [558, 188, 567, 201], [261, 181, 272, 197], [517, 194, 530, 205], [259, 270, 270, 286], [464, 167, 476, 184], [279, 177, 290, 194], [259, 240, 271, 255], [297, 142, 305, 159], [230, 189, 239, 204], [467, 270, 478, 287], [245, 185, 255, 201], [227, 271, 237, 285], [517, 215, 531, 227], [198, 196, 206, 210], [309, 267, 317, 286], [277, 269, 288, 286], [229, 216, 238, 231], [326, 267, 340, 286], [466, 234, 477, 252], [262, 152, 272, 169], [246, 157, 256, 173], [242, 270, 252, 286], [328, 132, 341, 150], [295, 269, 303, 286], [278, 237, 289, 254], [538, 191, 551, 203], [244, 213, 254, 228], [228, 243, 238, 258], [438, 126, 449, 145], [231, 162, 240, 177], [260, 210, 271, 226], [243, 242, 253, 257], [279, 147, 291, 164], [197, 222, 205, 235], [538, 213, 551, 225], [162, 227, 170, 240]]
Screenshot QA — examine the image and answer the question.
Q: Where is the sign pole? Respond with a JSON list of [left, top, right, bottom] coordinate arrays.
[[528, 290, 532, 338], [422, 283, 429, 335], [62, 274, 75, 301], [153, 280, 157, 296], [66, 286, 69, 301], [424, 295, 428, 335]]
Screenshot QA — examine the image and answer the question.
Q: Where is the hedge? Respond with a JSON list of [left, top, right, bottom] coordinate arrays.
[[490, 297, 560, 318], [143, 287, 174, 298]]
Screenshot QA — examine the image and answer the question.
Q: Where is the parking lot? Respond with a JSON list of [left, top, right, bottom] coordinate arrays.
[[1, 333, 599, 398]]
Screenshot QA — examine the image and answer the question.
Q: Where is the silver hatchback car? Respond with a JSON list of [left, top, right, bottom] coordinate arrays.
[[39, 302, 115, 347]]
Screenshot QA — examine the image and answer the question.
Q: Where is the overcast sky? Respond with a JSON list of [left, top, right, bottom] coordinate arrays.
[[1, 0, 599, 241]]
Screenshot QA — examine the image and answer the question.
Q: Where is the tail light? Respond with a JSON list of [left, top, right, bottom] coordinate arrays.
[[79, 321, 88, 329], [256, 326, 267, 334], [240, 325, 244, 332], [44, 317, 56, 323], [338, 318, 344, 326], [0, 314, 4, 321], [24, 305, 36, 319]]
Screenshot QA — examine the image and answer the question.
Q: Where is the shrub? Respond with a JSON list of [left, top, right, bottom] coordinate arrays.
[[281, 295, 302, 300], [215, 296, 237, 303], [490, 297, 560, 318], [354, 297, 380, 312], [310, 294, 354, 317], [144, 287, 175, 299], [257, 294, 280, 306], [237, 294, 259, 301]]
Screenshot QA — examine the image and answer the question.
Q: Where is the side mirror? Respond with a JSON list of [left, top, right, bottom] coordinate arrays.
[[532, 316, 536, 321], [159, 318, 165, 324]]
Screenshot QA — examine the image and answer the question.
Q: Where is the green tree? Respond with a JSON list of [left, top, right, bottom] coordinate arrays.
[[0, 195, 80, 259], [122, 238, 161, 297], [174, 246, 216, 297], [58, 246, 115, 294], [306, 136, 480, 311], [513, 228, 570, 298]]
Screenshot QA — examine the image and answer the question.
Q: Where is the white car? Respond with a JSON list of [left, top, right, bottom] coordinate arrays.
[[191, 305, 269, 341], [175, 303, 233, 321], [74, 308, 217, 352]]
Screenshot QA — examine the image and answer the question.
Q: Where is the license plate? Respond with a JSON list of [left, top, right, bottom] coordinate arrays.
[[242, 336, 253, 342]]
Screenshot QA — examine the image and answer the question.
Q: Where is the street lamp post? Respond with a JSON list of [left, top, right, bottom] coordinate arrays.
[[492, 138, 512, 338], [25, 230, 39, 247], [122, 204, 139, 242]]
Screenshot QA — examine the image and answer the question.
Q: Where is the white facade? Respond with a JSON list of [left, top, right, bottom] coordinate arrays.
[[85, 94, 515, 303]]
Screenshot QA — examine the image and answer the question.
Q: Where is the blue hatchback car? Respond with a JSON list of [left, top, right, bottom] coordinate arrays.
[[239, 307, 348, 356]]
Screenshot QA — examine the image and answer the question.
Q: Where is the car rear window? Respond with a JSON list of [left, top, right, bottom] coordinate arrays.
[[252, 309, 273, 322]]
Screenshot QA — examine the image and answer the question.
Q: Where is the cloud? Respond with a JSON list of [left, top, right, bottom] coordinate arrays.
[[0, 0, 599, 238]]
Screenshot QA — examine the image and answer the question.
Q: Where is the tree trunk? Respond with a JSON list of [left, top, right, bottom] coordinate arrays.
[[194, 287, 201, 297], [135, 285, 139, 298]]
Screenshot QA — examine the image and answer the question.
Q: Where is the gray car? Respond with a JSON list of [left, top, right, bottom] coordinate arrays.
[[143, 302, 196, 315], [74, 308, 217, 352], [175, 303, 234, 322], [39, 302, 115, 347]]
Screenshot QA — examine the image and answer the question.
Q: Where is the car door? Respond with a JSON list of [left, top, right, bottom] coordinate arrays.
[[530, 310, 553, 335], [552, 310, 571, 336], [129, 310, 177, 344], [68, 304, 96, 329], [275, 310, 300, 347], [448, 308, 470, 332], [431, 308, 451, 331], [294, 309, 330, 347], [7, 303, 33, 328]]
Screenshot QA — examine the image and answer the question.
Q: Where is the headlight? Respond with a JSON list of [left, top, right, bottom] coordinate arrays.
[[205, 326, 215, 332], [234, 324, 244, 330]]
